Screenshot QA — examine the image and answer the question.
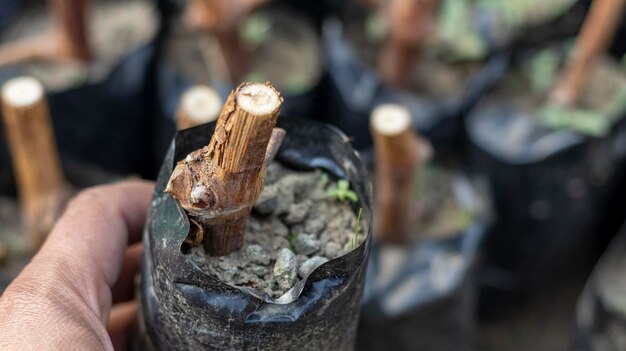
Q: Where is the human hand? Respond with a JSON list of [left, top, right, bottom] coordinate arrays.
[[0, 180, 154, 351]]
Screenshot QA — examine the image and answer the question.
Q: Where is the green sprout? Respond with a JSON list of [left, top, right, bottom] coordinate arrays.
[[284, 73, 310, 95], [319, 172, 329, 186], [539, 105, 609, 137], [287, 233, 297, 242], [352, 208, 363, 250], [240, 14, 272, 47], [244, 71, 268, 83], [327, 180, 358, 203], [287, 233, 297, 251], [527, 47, 560, 94], [365, 12, 388, 43], [438, 0, 487, 60]]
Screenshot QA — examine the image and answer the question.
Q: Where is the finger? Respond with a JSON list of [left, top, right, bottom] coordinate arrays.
[[107, 301, 138, 351], [20, 180, 154, 322], [111, 243, 143, 304]]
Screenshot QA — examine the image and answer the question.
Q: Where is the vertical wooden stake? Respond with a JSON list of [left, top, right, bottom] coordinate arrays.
[[0, 36, 57, 67], [379, 0, 439, 88], [0, 0, 90, 66], [185, 0, 271, 31], [51, 0, 91, 61], [1, 77, 68, 248], [166, 82, 284, 256], [185, 0, 230, 32], [214, 30, 250, 83], [371, 104, 423, 245], [185, 0, 271, 83], [176, 85, 223, 130], [549, 0, 626, 107]]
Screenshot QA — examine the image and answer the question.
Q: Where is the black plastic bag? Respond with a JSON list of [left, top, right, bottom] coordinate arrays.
[[155, 1, 327, 128], [574, 220, 626, 351], [356, 174, 489, 351], [320, 17, 508, 157], [465, 100, 626, 293], [0, 38, 160, 194], [139, 117, 372, 351]]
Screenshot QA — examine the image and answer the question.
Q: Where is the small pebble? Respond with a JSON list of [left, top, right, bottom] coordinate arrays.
[[245, 245, 271, 265], [285, 201, 312, 224], [272, 237, 290, 252], [305, 218, 326, 235], [248, 265, 270, 278], [292, 233, 320, 255], [324, 242, 341, 258], [218, 258, 231, 271], [296, 254, 309, 265], [273, 248, 298, 290], [343, 242, 354, 253], [221, 266, 237, 281], [298, 256, 329, 278]]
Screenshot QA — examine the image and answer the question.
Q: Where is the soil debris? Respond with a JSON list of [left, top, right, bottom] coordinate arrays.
[[187, 164, 363, 298]]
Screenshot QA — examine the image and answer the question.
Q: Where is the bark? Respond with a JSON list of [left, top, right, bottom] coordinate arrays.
[[0, 0, 90, 66], [371, 104, 423, 244], [51, 0, 91, 61], [1, 77, 69, 248], [379, 0, 439, 88], [166, 82, 284, 256], [550, 0, 626, 107]]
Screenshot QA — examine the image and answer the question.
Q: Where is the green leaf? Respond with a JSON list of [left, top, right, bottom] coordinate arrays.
[[539, 105, 611, 137], [345, 191, 358, 203], [365, 12, 388, 43], [320, 173, 329, 186], [240, 14, 272, 47], [338, 180, 350, 191], [527, 48, 560, 94], [352, 208, 363, 250]]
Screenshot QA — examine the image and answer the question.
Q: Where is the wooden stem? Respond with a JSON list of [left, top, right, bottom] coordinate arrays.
[[379, 0, 439, 88], [50, 0, 91, 61], [0, 35, 57, 67], [549, 0, 625, 107], [1, 77, 68, 248], [214, 30, 250, 83], [371, 104, 422, 245], [186, 0, 271, 82], [166, 82, 284, 256], [0, 0, 90, 66], [176, 85, 223, 130], [185, 0, 270, 32]]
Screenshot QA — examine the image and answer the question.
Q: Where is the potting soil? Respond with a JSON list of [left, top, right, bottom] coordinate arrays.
[[188, 163, 363, 298]]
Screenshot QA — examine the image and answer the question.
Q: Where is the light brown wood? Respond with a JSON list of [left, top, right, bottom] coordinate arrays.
[[214, 30, 250, 84], [379, 0, 439, 88], [166, 82, 284, 256], [185, 0, 272, 82], [0, 0, 90, 66], [176, 85, 223, 130], [549, 0, 626, 107], [1, 77, 69, 248], [371, 104, 422, 245], [0, 35, 57, 67], [184, 0, 271, 31], [51, 0, 91, 61]]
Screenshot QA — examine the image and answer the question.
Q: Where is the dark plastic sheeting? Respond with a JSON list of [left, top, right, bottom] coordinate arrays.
[[357, 174, 489, 351], [320, 17, 508, 157], [139, 117, 373, 351], [574, 220, 626, 351], [466, 101, 626, 292], [0, 37, 162, 194], [155, 1, 327, 141]]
